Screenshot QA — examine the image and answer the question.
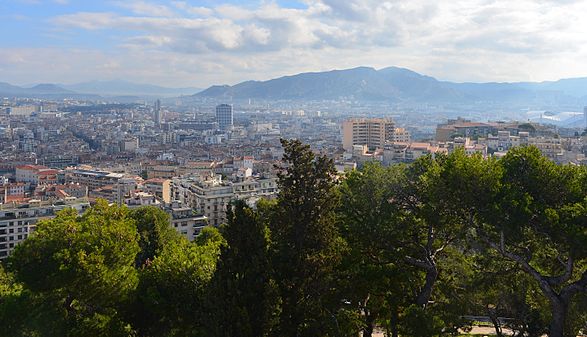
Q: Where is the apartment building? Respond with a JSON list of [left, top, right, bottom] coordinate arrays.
[[342, 118, 396, 151], [383, 142, 448, 164], [0, 198, 90, 259], [481, 131, 564, 161], [15, 165, 59, 186], [165, 202, 208, 241], [172, 174, 278, 227], [0, 183, 26, 203], [64, 168, 125, 190], [143, 178, 171, 203]]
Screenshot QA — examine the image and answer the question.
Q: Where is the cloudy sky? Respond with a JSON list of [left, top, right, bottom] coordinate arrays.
[[1, 0, 587, 87]]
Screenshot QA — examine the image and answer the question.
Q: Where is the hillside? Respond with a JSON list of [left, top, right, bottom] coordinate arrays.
[[196, 66, 587, 104]]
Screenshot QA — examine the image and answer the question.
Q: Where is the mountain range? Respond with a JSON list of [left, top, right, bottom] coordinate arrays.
[[0, 80, 201, 100], [62, 80, 201, 97], [5, 67, 587, 105], [196, 66, 587, 105]]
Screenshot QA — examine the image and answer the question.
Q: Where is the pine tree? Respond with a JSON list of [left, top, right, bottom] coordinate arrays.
[[209, 200, 272, 337], [270, 139, 343, 337]]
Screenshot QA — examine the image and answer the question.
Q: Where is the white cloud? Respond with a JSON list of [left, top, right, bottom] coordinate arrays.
[[116, 0, 175, 17], [7, 0, 587, 86]]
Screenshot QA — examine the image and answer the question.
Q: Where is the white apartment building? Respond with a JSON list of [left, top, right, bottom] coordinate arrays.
[[165, 202, 208, 241], [482, 131, 563, 161], [65, 168, 126, 190], [172, 174, 278, 227], [0, 198, 90, 259]]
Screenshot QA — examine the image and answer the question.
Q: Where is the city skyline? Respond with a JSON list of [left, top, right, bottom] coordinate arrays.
[[2, 0, 587, 87]]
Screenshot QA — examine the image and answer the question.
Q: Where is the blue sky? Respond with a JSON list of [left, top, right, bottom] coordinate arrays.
[[1, 0, 587, 87]]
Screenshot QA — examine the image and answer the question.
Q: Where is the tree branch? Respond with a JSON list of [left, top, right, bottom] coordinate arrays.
[[477, 231, 558, 300], [561, 270, 587, 301], [545, 255, 574, 287], [404, 255, 432, 270]]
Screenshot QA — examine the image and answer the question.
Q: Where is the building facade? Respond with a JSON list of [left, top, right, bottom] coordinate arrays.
[[0, 198, 90, 259], [172, 174, 277, 227], [215, 104, 233, 131], [342, 118, 396, 151]]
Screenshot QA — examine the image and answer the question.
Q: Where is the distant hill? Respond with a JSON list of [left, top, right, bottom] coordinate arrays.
[[63, 80, 201, 97], [196, 66, 587, 104], [28, 83, 76, 94], [0, 82, 96, 99], [0, 80, 201, 100]]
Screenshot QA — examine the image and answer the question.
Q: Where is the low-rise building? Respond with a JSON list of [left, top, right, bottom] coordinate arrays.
[[15, 165, 59, 186]]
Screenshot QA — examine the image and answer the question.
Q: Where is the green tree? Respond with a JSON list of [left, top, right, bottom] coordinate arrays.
[[469, 253, 549, 337], [129, 206, 180, 267], [383, 151, 476, 313], [337, 162, 413, 337], [134, 231, 223, 337], [474, 146, 587, 337], [270, 139, 343, 337], [0, 264, 32, 337], [7, 200, 140, 336], [337, 152, 489, 337], [208, 200, 273, 337]]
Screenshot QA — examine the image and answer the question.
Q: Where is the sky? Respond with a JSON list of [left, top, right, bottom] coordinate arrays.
[[2, 0, 587, 88]]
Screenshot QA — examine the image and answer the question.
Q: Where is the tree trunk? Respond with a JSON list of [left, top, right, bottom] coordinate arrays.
[[415, 265, 438, 308], [487, 307, 504, 337], [549, 299, 567, 337], [363, 312, 374, 337], [391, 307, 399, 337]]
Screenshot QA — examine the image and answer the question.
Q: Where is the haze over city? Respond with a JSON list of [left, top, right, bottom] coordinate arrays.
[[3, 0, 587, 87]]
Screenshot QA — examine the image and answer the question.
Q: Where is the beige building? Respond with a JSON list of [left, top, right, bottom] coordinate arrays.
[[143, 178, 171, 203], [15, 165, 59, 186], [342, 118, 396, 151], [392, 127, 411, 143]]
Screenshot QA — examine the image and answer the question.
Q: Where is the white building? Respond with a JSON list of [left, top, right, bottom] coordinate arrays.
[[0, 198, 90, 259], [172, 174, 278, 227], [165, 202, 208, 241]]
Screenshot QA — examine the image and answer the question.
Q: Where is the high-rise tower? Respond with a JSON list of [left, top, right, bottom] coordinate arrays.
[[153, 99, 162, 126], [216, 104, 233, 131]]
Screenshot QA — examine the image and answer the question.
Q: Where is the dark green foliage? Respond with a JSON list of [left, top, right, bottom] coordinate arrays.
[[269, 138, 343, 337], [472, 147, 587, 337], [130, 206, 180, 268], [208, 200, 273, 337], [6, 200, 140, 336], [133, 236, 222, 337]]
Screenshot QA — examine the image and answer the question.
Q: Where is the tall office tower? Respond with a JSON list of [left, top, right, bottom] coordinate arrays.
[[153, 99, 162, 126], [216, 104, 233, 131], [342, 117, 396, 151]]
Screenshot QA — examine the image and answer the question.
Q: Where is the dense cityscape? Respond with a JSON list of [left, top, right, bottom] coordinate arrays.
[[1, 95, 586, 256], [2, 0, 587, 336]]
